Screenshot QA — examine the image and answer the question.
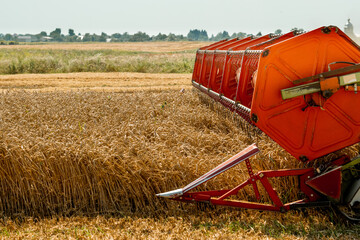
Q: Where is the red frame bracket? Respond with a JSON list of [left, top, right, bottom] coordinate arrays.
[[172, 168, 320, 212]]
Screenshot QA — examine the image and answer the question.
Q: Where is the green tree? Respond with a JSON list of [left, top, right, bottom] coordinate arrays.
[[130, 32, 150, 42], [200, 30, 208, 41], [291, 27, 304, 33], [66, 35, 78, 42], [50, 28, 63, 41], [35, 32, 47, 41], [120, 32, 131, 42], [187, 29, 208, 41], [4, 34, 13, 41], [187, 29, 199, 41], [222, 31, 230, 39], [275, 29, 282, 35], [91, 34, 100, 41], [176, 34, 186, 41], [111, 33, 122, 41], [231, 32, 247, 38], [211, 31, 230, 41], [256, 32, 262, 37], [153, 33, 167, 41], [83, 33, 91, 42], [50, 28, 61, 35], [68, 29, 75, 36], [167, 33, 176, 41], [99, 32, 108, 42]]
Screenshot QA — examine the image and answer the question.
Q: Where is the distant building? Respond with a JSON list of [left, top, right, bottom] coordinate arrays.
[[344, 18, 355, 39], [17, 35, 39, 42], [17, 36, 32, 42], [41, 36, 53, 42]]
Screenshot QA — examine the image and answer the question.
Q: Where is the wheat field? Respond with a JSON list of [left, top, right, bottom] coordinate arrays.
[[0, 72, 359, 238], [0, 87, 297, 217]]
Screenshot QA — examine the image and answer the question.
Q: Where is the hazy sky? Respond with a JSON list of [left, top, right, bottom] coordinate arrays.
[[1, 0, 360, 36]]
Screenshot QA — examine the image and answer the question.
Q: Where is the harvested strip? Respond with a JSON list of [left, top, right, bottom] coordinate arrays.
[[0, 72, 192, 92]]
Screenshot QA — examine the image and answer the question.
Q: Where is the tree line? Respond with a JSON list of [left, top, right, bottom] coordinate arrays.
[[0, 28, 297, 43]]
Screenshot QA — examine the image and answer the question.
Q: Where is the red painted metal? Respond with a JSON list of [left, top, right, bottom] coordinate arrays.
[[299, 170, 321, 202], [182, 144, 259, 193], [245, 159, 261, 200], [170, 166, 318, 212], [156, 144, 259, 198], [158, 147, 353, 212], [207, 38, 253, 92], [159, 150, 332, 212], [331, 155, 350, 166], [306, 167, 342, 200], [192, 26, 360, 161], [210, 199, 286, 212], [250, 27, 360, 161]]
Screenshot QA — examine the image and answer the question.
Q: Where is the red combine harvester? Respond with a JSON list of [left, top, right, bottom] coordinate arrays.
[[157, 26, 360, 220]]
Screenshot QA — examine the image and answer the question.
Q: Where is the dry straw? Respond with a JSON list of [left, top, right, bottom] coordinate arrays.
[[0, 89, 358, 217]]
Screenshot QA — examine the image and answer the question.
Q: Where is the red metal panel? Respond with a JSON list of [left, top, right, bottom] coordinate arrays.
[[220, 53, 244, 99], [219, 35, 274, 101], [192, 52, 204, 83], [306, 167, 342, 200], [232, 35, 272, 50], [251, 32, 296, 50], [208, 52, 227, 92], [235, 33, 298, 107], [250, 26, 360, 161], [235, 52, 261, 107], [193, 40, 241, 84], [195, 38, 254, 91], [198, 53, 214, 86], [207, 38, 239, 50], [200, 39, 228, 50], [207, 38, 254, 92], [217, 37, 253, 50], [182, 144, 259, 193], [193, 26, 360, 162]]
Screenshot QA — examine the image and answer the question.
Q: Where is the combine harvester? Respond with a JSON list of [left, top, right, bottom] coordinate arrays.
[[157, 26, 360, 220]]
